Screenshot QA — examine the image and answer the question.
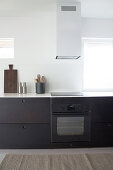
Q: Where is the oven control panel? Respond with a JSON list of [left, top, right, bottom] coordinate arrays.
[[52, 103, 88, 113], [67, 104, 82, 112], [52, 98, 90, 114]]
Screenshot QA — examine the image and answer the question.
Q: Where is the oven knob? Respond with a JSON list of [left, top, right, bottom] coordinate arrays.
[[67, 105, 75, 111]]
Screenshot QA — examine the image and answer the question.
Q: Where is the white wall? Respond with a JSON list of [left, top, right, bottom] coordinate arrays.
[[0, 0, 83, 93], [0, 1, 56, 93], [82, 18, 113, 38], [0, 1, 113, 93]]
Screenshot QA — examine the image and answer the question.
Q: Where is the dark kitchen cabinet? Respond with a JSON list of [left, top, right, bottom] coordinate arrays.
[[0, 98, 51, 148], [0, 98, 50, 123], [91, 97, 113, 146], [91, 122, 113, 146], [91, 97, 113, 122], [1, 96, 113, 148], [0, 124, 50, 149]]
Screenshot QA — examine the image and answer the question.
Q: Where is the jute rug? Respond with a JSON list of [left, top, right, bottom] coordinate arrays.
[[0, 153, 113, 170]]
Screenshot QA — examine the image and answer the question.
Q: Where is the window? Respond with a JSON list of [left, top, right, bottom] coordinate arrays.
[[83, 38, 113, 91], [0, 38, 14, 58]]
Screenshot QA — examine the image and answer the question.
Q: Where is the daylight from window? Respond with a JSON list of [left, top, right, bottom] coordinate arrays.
[[0, 38, 14, 58], [83, 38, 113, 91]]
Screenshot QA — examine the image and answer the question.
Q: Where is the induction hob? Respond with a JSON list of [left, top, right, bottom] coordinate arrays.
[[51, 92, 83, 96]]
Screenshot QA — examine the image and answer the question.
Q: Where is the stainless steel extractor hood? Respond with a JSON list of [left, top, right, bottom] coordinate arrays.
[[56, 1, 81, 59]]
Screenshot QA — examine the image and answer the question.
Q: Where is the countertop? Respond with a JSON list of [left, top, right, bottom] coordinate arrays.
[[0, 92, 113, 98], [0, 93, 51, 98]]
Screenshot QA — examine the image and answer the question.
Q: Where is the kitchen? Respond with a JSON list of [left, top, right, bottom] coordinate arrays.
[[0, 0, 113, 169]]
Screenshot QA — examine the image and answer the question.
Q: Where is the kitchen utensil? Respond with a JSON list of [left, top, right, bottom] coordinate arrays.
[[36, 82, 45, 94], [41, 76, 46, 83], [37, 74, 41, 82]]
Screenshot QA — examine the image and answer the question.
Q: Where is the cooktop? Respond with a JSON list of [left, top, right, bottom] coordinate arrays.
[[51, 92, 83, 96]]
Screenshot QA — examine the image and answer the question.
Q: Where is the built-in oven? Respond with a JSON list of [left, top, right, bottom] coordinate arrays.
[[51, 98, 91, 143]]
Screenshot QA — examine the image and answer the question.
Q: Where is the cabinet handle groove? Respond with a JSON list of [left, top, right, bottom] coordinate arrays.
[[22, 125, 27, 129], [22, 99, 25, 103]]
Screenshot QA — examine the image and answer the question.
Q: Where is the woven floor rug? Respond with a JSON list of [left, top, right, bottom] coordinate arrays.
[[0, 153, 113, 170]]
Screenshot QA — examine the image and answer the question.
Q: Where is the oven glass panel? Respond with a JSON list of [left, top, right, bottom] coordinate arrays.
[[57, 117, 84, 136]]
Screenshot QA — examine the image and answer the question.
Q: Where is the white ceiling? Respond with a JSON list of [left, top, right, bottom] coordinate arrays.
[[0, 0, 113, 18]]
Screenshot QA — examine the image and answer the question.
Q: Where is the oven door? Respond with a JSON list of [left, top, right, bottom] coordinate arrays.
[[52, 113, 90, 143]]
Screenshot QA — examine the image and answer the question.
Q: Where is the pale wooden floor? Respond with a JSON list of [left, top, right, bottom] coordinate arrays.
[[0, 147, 113, 164]]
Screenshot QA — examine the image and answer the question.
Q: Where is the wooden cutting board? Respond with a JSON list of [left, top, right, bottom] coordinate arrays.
[[4, 65, 18, 93]]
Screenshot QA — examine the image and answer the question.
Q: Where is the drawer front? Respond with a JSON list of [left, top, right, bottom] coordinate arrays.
[[0, 98, 50, 123], [91, 122, 113, 146], [0, 124, 50, 148], [91, 97, 113, 122]]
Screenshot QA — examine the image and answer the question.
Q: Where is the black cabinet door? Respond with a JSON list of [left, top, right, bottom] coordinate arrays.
[[91, 122, 113, 146], [0, 124, 50, 148], [0, 98, 50, 123], [91, 97, 113, 122]]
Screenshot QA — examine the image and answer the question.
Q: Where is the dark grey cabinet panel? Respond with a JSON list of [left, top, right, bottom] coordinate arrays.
[[91, 97, 113, 147], [0, 124, 50, 148], [0, 98, 50, 123], [91, 97, 113, 122], [91, 122, 113, 146]]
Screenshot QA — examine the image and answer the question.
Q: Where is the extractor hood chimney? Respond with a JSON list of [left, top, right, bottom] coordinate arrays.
[[56, 1, 81, 58]]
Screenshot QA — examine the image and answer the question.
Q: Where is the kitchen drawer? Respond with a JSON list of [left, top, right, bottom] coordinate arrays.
[[91, 97, 113, 122], [0, 98, 50, 123], [0, 123, 50, 148], [91, 122, 113, 146]]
